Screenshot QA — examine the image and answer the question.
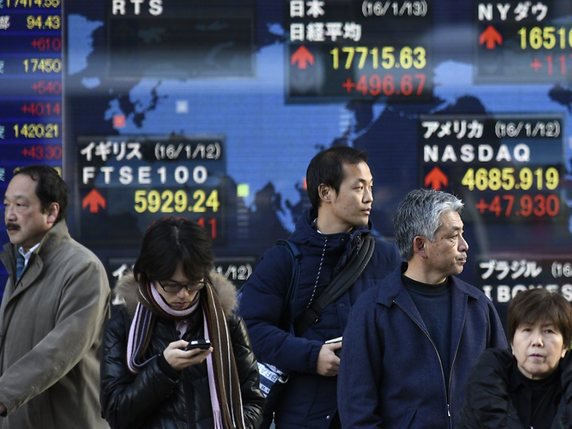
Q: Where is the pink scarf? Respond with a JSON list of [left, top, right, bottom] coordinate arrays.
[[126, 281, 246, 428]]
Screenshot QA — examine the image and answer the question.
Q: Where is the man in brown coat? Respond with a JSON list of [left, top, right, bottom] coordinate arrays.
[[0, 165, 110, 428]]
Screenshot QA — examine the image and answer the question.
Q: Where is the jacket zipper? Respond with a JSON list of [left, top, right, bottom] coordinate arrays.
[[394, 300, 453, 428], [446, 311, 466, 423]]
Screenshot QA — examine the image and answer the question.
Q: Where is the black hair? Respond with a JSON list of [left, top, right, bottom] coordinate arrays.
[[507, 288, 572, 347], [305, 146, 368, 212], [133, 217, 214, 286], [14, 165, 68, 222]]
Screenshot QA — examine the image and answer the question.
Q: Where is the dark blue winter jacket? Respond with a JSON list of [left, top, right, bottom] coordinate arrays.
[[238, 210, 400, 428], [337, 265, 508, 429]]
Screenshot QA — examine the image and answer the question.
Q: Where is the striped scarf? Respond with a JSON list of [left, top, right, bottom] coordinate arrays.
[[127, 281, 246, 429]]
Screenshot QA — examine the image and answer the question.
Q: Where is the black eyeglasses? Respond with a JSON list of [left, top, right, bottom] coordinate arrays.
[[157, 279, 207, 294]]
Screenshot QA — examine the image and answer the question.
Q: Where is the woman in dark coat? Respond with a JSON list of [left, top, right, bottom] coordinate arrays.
[[459, 288, 572, 429], [100, 217, 264, 429]]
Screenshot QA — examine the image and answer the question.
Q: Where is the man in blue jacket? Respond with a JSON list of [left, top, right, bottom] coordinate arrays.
[[239, 146, 400, 428], [337, 188, 508, 428]]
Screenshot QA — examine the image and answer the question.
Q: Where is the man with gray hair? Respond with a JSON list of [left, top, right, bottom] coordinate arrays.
[[337, 188, 507, 428]]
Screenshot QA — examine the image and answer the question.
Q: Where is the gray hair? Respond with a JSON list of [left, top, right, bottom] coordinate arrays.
[[393, 189, 464, 261]]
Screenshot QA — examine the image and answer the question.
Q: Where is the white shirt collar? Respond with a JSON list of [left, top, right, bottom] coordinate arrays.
[[18, 243, 40, 268]]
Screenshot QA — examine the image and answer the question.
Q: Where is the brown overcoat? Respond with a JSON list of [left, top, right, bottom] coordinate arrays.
[[0, 221, 110, 429]]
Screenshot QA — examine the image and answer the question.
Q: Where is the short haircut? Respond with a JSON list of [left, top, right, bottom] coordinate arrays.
[[133, 217, 214, 286], [507, 288, 572, 347], [306, 146, 369, 212], [14, 165, 68, 222], [393, 188, 464, 261]]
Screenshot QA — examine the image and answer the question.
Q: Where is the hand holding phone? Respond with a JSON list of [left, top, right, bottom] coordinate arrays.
[[185, 339, 212, 351], [325, 336, 342, 357], [325, 336, 342, 345]]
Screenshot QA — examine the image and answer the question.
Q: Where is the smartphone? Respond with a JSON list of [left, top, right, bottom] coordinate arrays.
[[325, 336, 342, 344], [185, 339, 212, 351], [325, 336, 342, 357]]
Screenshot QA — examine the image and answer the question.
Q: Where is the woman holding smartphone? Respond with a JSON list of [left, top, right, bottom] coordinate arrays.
[[100, 217, 264, 429]]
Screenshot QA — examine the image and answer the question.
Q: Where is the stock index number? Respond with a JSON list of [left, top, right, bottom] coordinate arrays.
[[461, 167, 559, 192], [518, 26, 572, 50], [23, 58, 62, 73], [134, 189, 220, 214], [330, 46, 427, 70], [8, 0, 60, 7], [26, 15, 61, 30], [13, 123, 59, 139]]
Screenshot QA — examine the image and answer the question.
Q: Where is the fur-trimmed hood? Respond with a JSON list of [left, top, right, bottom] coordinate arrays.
[[113, 270, 238, 317]]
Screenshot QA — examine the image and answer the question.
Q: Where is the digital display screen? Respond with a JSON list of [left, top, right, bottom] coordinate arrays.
[[0, 0, 63, 176], [76, 135, 225, 244], [1, 0, 571, 320], [419, 115, 565, 223], [286, 1, 432, 101]]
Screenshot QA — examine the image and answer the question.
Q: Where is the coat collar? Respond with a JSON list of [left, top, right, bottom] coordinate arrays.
[[1, 221, 69, 280], [375, 262, 482, 309], [374, 263, 485, 362], [290, 208, 372, 247], [114, 270, 238, 317]]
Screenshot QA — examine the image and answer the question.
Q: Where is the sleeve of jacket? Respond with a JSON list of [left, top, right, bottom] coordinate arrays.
[[337, 288, 384, 428], [238, 245, 323, 374], [100, 305, 181, 429], [228, 313, 265, 429], [458, 348, 513, 429], [0, 253, 109, 414]]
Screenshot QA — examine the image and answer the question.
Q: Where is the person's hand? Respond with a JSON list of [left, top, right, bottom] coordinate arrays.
[[316, 341, 342, 376], [163, 340, 212, 371]]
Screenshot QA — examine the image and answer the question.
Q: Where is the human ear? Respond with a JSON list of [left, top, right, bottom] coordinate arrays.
[[46, 202, 60, 225], [413, 236, 426, 253], [318, 184, 331, 202]]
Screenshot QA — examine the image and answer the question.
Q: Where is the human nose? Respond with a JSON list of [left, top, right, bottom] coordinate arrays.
[[176, 287, 191, 297], [531, 330, 544, 347], [4, 204, 15, 221], [363, 186, 373, 203], [459, 234, 469, 252]]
